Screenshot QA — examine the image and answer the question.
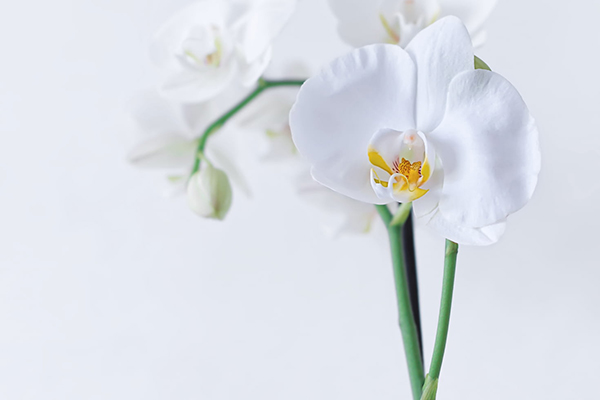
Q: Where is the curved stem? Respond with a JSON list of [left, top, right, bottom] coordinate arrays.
[[428, 240, 459, 380], [376, 205, 425, 400], [190, 78, 305, 176]]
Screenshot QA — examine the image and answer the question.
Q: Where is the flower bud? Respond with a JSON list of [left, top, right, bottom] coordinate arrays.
[[187, 163, 232, 220]]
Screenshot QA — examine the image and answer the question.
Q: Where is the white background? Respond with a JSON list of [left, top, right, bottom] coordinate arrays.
[[1, 0, 599, 399]]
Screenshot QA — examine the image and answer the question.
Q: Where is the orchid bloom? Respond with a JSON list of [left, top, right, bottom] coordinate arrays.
[[328, 0, 496, 48], [151, 0, 296, 103], [290, 17, 540, 245], [127, 91, 250, 204]]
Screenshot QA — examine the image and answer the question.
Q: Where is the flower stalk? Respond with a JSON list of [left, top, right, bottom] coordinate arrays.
[[421, 240, 459, 400], [191, 78, 305, 176], [376, 204, 425, 400]]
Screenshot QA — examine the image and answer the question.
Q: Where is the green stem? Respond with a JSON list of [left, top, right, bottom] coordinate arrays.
[[376, 205, 425, 400], [428, 240, 459, 380], [190, 78, 305, 176]]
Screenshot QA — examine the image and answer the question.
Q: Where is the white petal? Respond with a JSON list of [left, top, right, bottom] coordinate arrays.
[[422, 207, 507, 246], [238, 46, 272, 87], [327, 0, 387, 47], [290, 44, 417, 204], [429, 69, 540, 228], [405, 16, 474, 133], [150, 1, 230, 69], [296, 171, 377, 237], [205, 127, 252, 197], [470, 30, 488, 49], [232, 0, 295, 63], [128, 135, 196, 169], [438, 0, 497, 37], [159, 61, 238, 103]]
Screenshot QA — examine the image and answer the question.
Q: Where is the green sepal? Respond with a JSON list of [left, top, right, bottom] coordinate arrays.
[[474, 55, 491, 71]]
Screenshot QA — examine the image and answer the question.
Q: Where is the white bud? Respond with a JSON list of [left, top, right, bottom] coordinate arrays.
[[187, 163, 232, 220]]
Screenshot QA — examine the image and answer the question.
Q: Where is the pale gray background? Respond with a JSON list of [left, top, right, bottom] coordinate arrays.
[[1, 0, 598, 399]]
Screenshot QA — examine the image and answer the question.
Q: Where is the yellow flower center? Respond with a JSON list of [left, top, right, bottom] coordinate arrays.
[[368, 145, 430, 202], [393, 158, 422, 191]]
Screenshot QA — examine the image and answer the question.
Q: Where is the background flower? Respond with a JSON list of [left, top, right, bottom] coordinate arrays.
[[151, 0, 296, 103], [328, 0, 497, 48], [128, 90, 251, 201]]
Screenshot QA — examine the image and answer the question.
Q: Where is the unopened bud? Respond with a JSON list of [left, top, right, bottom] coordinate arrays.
[[187, 163, 232, 220]]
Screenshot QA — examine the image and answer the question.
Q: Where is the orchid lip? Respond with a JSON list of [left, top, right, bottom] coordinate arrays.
[[368, 128, 434, 203]]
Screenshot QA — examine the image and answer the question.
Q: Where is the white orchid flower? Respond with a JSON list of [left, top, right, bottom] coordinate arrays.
[[328, 0, 496, 48], [127, 91, 250, 199], [290, 17, 540, 245], [151, 0, 296, 103]]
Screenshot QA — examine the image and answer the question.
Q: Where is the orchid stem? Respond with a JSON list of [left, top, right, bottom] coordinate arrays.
[[424, 240, 459, 398], [376, 204, 425, 400], [190, 78, 305, 176], [402, 212, 424, 360]]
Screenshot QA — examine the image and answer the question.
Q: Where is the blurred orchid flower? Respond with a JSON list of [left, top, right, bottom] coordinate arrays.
[[151, 0, 296, 103], [238, 62, 378, 236], [328, 0, 496, 48], [127, 91, 250, 202], [290, 18, 540, 245]]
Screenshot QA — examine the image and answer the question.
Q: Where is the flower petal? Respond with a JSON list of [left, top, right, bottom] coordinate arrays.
[[422, 208, 507, 246], [205, 127, 252, 197], [327, 0, 387, 47], [150, 1, 229, 69], [405, 16, 474, 133], [296, 170, 377, 237], [128, 135, 196, 169], [290, 44, 417, 204], [232, 0, 296, 63], [438, 0, 497, 38], [428, 69, 540, 228], [159, 61, 238, 103], [238, 46, 272, 87]]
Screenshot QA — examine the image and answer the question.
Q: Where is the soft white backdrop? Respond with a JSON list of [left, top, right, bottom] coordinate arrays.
[[1, 0, 599, 399]]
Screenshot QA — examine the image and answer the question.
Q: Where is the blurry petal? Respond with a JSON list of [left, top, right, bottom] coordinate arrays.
[[296, 171, 377, 237], [327, 0, 387, 47], [150, 1, 229, 68], [205, 127, 252, 197], [128, 135, 196, 169], [238, 47, 272, 87], [160, 61, 238, 103], [232, 0, 296, 63]]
